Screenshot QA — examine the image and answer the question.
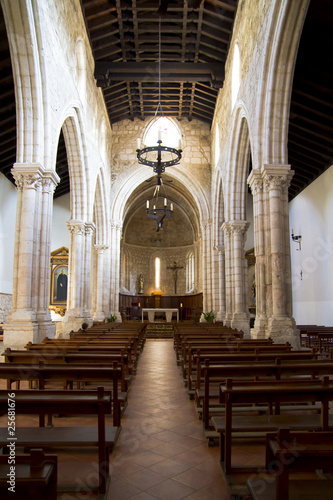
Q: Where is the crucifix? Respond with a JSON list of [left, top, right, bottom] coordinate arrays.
[[167, 261, 184, 294]]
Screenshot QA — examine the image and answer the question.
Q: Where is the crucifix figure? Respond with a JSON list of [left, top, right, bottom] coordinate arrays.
[[167, 261, 184, 294]]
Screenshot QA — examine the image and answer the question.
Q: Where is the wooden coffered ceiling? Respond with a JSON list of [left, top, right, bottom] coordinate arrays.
[[0, 0, 332, 201]]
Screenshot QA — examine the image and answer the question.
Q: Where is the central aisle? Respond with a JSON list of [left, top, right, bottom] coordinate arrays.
[[107, 339, 230, 500]]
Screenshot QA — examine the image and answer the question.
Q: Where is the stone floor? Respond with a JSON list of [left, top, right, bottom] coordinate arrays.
[[0, 339, 267, 499]]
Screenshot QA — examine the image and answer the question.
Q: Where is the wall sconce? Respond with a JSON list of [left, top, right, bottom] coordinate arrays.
[[291, 229, 302, 251]]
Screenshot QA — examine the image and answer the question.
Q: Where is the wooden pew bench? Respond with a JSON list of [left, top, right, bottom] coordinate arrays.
[[0, 387, 118, 498], [0, 363, 123, 426], [0, 449, 57, 500], [247, 428, 333, 500], [212, 377, 333, 475], [186, 348, 318, 394], [196, 359, 331, 432], [3, 348, 131, 393]]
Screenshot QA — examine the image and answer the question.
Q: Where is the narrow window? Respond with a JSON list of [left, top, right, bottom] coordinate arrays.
[[155, 257, 160, 289]]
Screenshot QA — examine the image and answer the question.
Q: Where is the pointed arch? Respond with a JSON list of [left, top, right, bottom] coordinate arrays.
[[93, 169, 109, 245], [58, 106, 90, 221], [263, 0, 310, 164], [226, 104, 251, 221], [2, 0, 44, 164]]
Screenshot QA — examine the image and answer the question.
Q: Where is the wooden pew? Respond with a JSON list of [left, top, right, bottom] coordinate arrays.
[[0, 449, 57, 500], [0, 363, 122, 426], [212, 377, 333, 475], [189, 349, 318, 393], [183, 345, 309, 392], [200, 360, 333, 432], [3, 348, 131, 393], [0, 387, 117, 498], [246, 428, 333, 500]]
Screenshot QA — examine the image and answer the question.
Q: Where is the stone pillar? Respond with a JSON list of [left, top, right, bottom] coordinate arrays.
[[110, 220, 122, 321], [82, 222, 95, 321], [222, 222, 232, 326], [229, 220, 250, 335], [4, 164, 59, 348], [214, 245, 226, 322], [92, 244, 109, 321], [201, 220, 213, 314], [36, 171, 60, 338], [62, 219, 86, 333], [262, 165, 299, 348], [248, 170, 267, 338]]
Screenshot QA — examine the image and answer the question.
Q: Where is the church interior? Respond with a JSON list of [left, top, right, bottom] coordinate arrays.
[[0, 0, 333, 498]]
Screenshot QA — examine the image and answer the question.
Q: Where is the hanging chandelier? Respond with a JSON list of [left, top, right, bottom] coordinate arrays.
[[146, 178, 173, 232], [136, 15, 182, 187]]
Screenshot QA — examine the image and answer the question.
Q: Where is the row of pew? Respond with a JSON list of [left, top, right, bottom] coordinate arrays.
[[298, 324, 333, 357], [0, 321, 146, 499], [174, 322, 333, 500]]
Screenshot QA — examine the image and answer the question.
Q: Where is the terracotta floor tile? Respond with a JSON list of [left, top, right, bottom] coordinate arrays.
[[146, 478, 195, 500]]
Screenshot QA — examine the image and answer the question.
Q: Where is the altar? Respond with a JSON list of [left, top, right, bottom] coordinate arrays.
[[142, 308, 179, 323]]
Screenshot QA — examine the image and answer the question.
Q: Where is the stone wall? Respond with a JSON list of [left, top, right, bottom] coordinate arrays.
[[0, 293, 12, 324], [121, 243, 195, 296]]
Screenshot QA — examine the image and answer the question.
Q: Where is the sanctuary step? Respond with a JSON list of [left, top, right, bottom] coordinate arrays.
[[145, 324, 174, 338]]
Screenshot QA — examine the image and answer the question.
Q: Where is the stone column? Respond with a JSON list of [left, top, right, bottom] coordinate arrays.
[[82, 222, 95, 321], [4, 164, 59, 348], [214, 245, 226, 322], [92, 244, 109, 321], [63, 219, 86, 333], [222, 222, 232, 327], [110, 220, 122, 321], [201, 220, 213, 315], [36, 171, 60, 338], [229, 220, 250, 335], [262, 165, 299, 348], [248, 170, 267, 338]]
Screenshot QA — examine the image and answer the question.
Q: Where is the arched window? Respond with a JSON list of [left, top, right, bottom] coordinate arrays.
[[144, 117, 181, 148], [186, 252, 195, 292], [155, 257, 160, 290]]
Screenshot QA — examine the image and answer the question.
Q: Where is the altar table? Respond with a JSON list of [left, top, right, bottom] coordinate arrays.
[[142, 308, 179, 322]]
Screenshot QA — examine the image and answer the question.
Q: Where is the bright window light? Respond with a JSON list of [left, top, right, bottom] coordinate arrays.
[[145, 117, 180, 148], [155, 257, 160, 289]]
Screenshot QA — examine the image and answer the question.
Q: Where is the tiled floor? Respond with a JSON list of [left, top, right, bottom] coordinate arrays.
[[0, 339, 266, 499]]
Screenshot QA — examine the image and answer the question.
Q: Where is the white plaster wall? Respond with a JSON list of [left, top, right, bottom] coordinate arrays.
[[289, 164, 333, 326], [0, 173, 17, 293], [51, 193, 70, 251]]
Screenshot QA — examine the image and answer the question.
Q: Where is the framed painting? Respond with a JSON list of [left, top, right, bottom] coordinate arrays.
[[50, 247, 69, 311]]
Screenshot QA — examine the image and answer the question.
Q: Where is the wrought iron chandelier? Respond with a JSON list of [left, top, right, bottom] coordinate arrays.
[[146, 178, 173, 232], [136, 15, 182, 188]]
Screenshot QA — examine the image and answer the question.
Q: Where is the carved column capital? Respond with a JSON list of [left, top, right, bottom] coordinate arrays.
[[41, 170, 60, 194], [111, 219, 122, 231], [247, 170, 263, 196], [228, 220, 250, 235], [85, 222, 96, 236], [94, 244, 109, 254], [66, 219, 86, 235], [11, 163, 45, 191], [262, 164, 294, 192]]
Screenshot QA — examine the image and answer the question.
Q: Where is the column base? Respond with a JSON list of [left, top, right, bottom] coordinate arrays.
[[36, 320, 56, 340], [231, 313, 250, 337], [93, 311, 106, 322], [3, 320, 41, 349], [251, 316, 268, 339], [265, 316, 300, 349]]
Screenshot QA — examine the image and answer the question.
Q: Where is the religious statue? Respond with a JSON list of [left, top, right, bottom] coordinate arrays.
[[167, 261, 184, 294], [138, 274, 144, 294]]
